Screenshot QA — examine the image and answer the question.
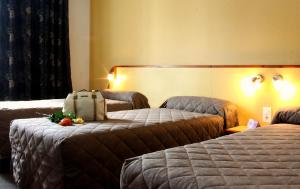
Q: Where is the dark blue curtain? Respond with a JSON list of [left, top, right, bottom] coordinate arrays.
[[0, 0, 72, 100]]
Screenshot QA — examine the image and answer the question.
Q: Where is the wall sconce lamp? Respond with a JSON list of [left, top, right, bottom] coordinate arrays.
[[272, 74, 283, 82], [272, 74, 284, 91], [107, 72, 116, 89], [251, 74, 264, 84], [106, 69, 124, 89], [107, 73, 115, 81], [241, 74, 264, 97]]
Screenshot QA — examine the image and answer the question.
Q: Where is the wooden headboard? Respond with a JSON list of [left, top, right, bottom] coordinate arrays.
[[107, 64, 300, 125], [109, 64, 300, 74]]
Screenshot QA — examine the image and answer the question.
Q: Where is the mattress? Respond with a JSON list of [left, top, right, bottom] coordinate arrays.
[[121, 124, 300, 189], [10, 108, 224, 189], [0, 99, 133, 159]]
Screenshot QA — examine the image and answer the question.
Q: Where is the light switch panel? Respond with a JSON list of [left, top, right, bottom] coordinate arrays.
[[262, 107, 272, 123]]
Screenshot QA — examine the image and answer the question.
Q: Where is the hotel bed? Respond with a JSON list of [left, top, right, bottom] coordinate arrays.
[[9, 96, 238, 189], [0, 90, 149, 162], [121, 107, 300, 189]]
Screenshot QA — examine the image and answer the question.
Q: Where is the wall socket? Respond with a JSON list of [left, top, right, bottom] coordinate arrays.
[[262, 107, 272, 123]]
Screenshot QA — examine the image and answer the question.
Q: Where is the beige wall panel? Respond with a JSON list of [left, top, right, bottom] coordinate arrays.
[[110, 68, 300, 125], [69, 0, 90, 90], [112, 68, 213, 107]]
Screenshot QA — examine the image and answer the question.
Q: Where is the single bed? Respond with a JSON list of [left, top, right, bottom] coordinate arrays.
[[0, 90, 149, 162], [121, 107, 300, 189], [9, 96, 238, 189]]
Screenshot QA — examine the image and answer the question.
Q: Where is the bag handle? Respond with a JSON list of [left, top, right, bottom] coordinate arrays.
[[73, 91, 78, 115], [92, 90, 97, 120], [78, 89, 99, 92], [78, 89, 88, 92]]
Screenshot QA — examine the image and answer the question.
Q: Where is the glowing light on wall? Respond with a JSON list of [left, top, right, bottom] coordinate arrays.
[[107, 73, 126, 88], [107, 73, 115, 81], [241, 74, 264, 96], [272, 74, 296, 100], [114, 75, 125, 86], [279, 82, 296, 100]]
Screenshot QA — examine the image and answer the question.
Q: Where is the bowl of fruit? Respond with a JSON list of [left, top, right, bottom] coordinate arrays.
[[48, 111, 84, 126]]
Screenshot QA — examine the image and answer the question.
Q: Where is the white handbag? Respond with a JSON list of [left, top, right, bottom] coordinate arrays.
[[63, 90, 106, 121]]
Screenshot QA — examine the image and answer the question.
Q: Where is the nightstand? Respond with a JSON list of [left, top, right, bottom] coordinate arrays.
[[225, 126, 247, 135]]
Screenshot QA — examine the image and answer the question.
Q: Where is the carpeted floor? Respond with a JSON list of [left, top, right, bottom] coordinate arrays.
[[0, 173, 17, 189]]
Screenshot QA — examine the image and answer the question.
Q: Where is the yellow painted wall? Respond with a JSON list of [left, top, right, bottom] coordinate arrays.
[[91, 0, 300, 125]]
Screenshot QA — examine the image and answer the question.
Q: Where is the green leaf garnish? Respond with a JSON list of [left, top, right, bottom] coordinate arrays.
[[48, 111, 76, 123]]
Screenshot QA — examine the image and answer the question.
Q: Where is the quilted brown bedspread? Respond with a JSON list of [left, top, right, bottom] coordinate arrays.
[[121, 124, 300, 189], [0, 99, 133, 159], [10, 108, 224, 189]]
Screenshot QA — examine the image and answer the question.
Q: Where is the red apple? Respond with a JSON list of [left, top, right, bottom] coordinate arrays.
[[59, 118, 73, 126]]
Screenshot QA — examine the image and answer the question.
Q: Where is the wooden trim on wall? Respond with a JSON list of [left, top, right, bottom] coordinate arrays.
[[109, 64, 300, 74]]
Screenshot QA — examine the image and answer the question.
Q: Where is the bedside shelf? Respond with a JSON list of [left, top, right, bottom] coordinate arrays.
[[225, 126, 247, 134]]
